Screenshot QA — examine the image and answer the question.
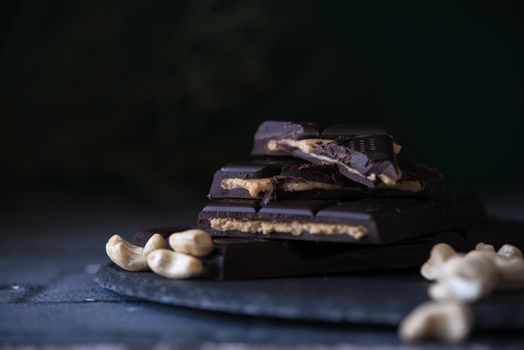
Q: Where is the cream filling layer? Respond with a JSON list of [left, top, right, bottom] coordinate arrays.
[[209, 218, 367, 239], [281, 181, 343, 192], [221, 178, 274, 197], [221, 178, 344, 197], [377, 179, 423, 192], [267, 138, 332, 154]]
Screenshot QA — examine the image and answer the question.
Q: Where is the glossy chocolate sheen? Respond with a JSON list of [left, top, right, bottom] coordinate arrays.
[[208, 158, 444, 202], [251, 121, 400, 187], [198, 195, 486, 244]]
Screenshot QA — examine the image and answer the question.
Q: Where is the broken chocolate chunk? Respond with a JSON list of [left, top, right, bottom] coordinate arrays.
[[208, 158, 444, 203], [251, 121, 401, 187]]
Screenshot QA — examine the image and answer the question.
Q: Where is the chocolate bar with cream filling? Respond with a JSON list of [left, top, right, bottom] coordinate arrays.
[[198, 195, 486, 244], [209, 158, 444, 203]]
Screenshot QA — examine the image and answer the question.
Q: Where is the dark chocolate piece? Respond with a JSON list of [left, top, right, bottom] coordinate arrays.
[[133, 227, 467, 280], [208, 158, 443, 202], [251, 121, 400, 187], [322, 124, 390, 138], [198, 195, 486, 244], [205, 232, 470, 280]]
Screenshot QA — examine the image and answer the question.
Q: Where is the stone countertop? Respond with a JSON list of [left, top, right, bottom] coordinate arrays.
[[1, 192, 523, 349]]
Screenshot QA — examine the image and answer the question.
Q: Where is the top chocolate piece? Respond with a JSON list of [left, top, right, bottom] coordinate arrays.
[[251, 121, 400, 188], [251, 121, 390, 144]]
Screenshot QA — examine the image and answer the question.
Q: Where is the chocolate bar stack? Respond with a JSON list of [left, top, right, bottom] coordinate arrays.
[[195, 121, 486, 278]]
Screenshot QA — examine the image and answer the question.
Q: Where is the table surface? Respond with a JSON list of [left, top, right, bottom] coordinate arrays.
[[2, 192, 524, 349]]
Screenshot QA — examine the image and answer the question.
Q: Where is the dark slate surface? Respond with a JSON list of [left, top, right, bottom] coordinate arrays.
[[95, 264, 427, 325], [2, 192, 524, 349], [95, 263, 524, 330]]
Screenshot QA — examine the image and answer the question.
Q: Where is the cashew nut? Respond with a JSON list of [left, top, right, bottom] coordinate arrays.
[[402, 242, 524, 344], [429, 252, 498, 302], [147, 249, 204, 279], [420, 243, 457, 280], [493, 244, 524, 289], [168, 229, 214, 257], [495, 257, 524, 289], [106, 234, 166, 272], [144, 233, 167, 256], [399, 301, 473, 343], [471, 243, 524, 290], [497, 244, 523, 259], [475, 242, 496, 254]]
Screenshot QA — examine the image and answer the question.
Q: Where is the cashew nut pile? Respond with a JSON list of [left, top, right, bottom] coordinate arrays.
[[400, 242, 524, 343], [105, 229, 214, 279]]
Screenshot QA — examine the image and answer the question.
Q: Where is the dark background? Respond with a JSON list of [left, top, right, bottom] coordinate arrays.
[[2, 0, 524, 207], [2, 3, 523, 346]]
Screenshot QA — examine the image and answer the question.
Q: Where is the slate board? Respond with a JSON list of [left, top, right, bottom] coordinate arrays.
[[94, 263, 524, 330]]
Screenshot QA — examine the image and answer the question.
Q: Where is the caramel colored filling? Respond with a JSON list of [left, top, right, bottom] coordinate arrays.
[[209, 218, 367, 239], [377, 179, 423, 192], [221, 178, 344, 197], [281, 180, 343, 192], [221, 178, 274, 197], [378, 174, 397, 186]]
